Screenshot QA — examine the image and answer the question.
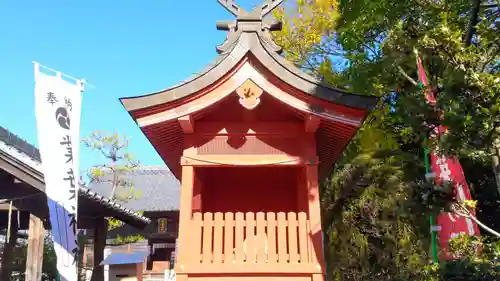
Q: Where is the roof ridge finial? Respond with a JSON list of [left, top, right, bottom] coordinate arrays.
[[216, 0, 284, 54], [217, 0, 283, 18]]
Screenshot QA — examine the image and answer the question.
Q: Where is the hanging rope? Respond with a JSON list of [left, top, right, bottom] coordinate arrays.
[[2, 193, 43, 242], [7, 201, 13, 241]]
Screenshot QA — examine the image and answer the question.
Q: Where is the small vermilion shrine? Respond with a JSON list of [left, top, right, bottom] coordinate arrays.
[[120, 1, 377, 281]]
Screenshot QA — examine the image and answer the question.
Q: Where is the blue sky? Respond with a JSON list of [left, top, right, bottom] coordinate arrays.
[[0, 0, 262, 176]]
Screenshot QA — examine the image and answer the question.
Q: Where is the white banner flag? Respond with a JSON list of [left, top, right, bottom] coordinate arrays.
[[34, 66, 83, 281]]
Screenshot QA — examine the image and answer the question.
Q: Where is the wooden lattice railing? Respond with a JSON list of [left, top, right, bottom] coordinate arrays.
[[191, 212, 310, 264]]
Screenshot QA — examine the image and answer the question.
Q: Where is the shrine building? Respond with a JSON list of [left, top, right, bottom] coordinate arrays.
[[119, 1, 377, 281]]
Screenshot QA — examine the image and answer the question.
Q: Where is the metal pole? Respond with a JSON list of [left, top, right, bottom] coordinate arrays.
[[424, 140, 438, 263]]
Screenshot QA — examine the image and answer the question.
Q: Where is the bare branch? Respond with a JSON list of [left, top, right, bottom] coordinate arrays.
[[455, 202, 500, 238], [396, 64, 419, 86]]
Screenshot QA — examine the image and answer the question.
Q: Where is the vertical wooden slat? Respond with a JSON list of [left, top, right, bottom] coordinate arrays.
[[224, 212, 234, 264], [277, 212, 288, 263], [234, 212, 245, 263], [288, 212, 299, 263], [213, 212, 224, 263], [266, 212, 277, 263], [192, 213, 203, 263], [256, 212, 266, 263], [202, 212, 213, 263], [298, 212, 308, 263], [307, 219, 313, 262], [245, 212, 256, 263]]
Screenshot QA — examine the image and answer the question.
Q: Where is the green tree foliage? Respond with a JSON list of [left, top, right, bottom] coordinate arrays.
[[427, 234, 500, 280], [276, 0, 500, 157], [321, 118, 451, 280], [82, 131, 144, 243], [12, 236, 57, 281], [83, 131, 141, 202], [274, 0, 500, 280]]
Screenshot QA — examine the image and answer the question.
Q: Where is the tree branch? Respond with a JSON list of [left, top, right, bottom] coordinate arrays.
[[480, 4, 498, 9], [455, 202, 500, 238], [396, 64, 419, 86]]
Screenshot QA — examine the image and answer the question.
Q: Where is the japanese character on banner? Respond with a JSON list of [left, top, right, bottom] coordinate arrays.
[[435, 155, 451, 182], [65, 97, 73, 111], [72, 243, 78, 265], [56, 94, 79, 263], [47, 92, 58, 105], [68, 212, 77, 235], [64, 168, 77, 200], [431, 150, 480, 259], [60, 135, 73, 164]]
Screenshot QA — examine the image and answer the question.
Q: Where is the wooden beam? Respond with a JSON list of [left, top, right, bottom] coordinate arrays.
[[178, 115, 194, 134], [0, 211, 31, 230], [0, 203, 20, 211], [0, 170, 13, 183], [25, 214, 44, 281], [0, 229, 28, 239], [90, 218, 108, 281], [0, 211, 19, 281], [194, 121, 303, 136], [0, 193, 48, 221], [0, 151, 44, 191], [305, 115, 321, 133], [181, 155, 310, 166]]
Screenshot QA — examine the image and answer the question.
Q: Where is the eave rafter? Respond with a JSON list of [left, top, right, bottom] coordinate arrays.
[[136, 59, 365, 128], [178, 115, 194, 134], [305, 115, 321, 133]]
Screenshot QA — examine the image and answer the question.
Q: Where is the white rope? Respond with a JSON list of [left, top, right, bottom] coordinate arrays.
[[6, 201, 13, 241]]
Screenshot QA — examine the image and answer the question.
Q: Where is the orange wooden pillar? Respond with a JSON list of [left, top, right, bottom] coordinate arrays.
[[176, 165, 194, 276], [306, 163, 326, 281], [135, 262, 144, 281]]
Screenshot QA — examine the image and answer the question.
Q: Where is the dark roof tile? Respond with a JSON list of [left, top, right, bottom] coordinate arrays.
[[88, 166, 180, 212], [0, 126, 41, 161]]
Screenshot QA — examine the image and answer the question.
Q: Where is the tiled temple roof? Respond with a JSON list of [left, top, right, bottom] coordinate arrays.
[[88, 166, 180, 212], [0, 126, 151, 227]]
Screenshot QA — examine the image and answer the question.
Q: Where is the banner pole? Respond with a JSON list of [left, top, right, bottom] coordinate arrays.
[[34, 61, 85, 281], [424, 139, 439, 263], [32, 61, 94, 89]]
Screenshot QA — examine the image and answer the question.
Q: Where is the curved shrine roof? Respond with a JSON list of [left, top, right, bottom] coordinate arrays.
[[118, 2, 378, 181], [120, 31, 377, 114]]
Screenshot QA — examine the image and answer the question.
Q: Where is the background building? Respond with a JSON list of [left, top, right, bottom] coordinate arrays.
[[88, 166, 180, 278]]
